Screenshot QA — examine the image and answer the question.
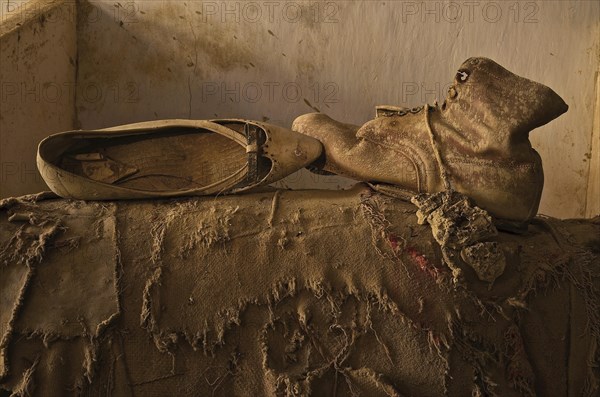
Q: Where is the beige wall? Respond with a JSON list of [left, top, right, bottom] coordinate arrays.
[[0, 0, 77, 198], [1, 0, 598, 219], [587, 70, 600, 218]]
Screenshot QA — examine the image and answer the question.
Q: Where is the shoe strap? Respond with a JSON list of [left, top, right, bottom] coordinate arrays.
[[244, 123, 259, 185]]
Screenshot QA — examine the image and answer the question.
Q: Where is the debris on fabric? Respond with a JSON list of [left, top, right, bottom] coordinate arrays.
[[411, 191, 505, 284]]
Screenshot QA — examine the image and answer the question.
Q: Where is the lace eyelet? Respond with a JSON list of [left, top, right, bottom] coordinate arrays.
[[456, 70, 469, 83]]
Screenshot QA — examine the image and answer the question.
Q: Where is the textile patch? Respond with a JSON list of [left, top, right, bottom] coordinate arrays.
[[11, 201, 119, 338], [0, 198, 119, 385]]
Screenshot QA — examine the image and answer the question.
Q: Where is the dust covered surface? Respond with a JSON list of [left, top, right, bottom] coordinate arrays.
[[0, 187, 598, 396], [0, 192, 120, 394]]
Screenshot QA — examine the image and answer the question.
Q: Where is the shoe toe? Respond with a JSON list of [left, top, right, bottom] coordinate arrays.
[[263, 122, 323, 166]]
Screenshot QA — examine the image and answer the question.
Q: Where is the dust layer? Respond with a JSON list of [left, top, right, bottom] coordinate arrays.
[[0, 187, 598, 396]]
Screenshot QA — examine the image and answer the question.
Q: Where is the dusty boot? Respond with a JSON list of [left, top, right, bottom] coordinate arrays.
[[37, 119, 323, 200], [293, 57, 568, 228]]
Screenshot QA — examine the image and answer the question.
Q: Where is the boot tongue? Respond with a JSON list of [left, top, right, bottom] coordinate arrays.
[[443, 57, 568, 153]]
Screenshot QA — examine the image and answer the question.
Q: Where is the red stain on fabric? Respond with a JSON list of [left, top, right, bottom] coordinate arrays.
[[406, 246, 439, 278], [388, 234, 400, 252]]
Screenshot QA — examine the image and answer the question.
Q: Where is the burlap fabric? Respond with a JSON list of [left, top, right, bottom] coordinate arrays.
[[0, 186, 598, 396]]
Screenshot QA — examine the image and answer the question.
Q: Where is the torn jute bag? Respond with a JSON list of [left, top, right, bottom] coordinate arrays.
[[0, 186, 598, 396]]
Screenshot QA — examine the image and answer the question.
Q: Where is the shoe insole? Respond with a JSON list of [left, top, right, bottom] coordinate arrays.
[[60, 131, 247, 192]]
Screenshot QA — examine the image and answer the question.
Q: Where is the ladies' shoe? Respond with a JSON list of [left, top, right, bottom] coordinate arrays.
[[37, 119, 323, 200]]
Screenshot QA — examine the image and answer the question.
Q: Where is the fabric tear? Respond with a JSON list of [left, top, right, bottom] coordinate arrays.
[[8, 357, 38, 397]]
